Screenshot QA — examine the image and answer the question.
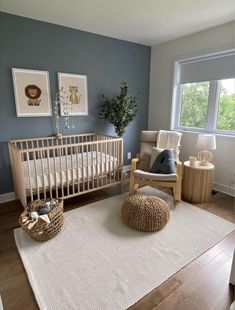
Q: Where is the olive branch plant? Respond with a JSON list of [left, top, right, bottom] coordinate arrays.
[[98, 81, 139, 137]]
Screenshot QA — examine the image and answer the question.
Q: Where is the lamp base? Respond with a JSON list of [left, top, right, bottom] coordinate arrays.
[[197, 150, 213, 166]]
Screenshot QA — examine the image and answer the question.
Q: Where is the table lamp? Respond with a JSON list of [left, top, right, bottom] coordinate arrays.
[[196, 134, 216, 166]]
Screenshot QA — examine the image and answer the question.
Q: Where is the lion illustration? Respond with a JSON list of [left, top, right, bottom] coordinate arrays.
[[25, 84, 42, 106]]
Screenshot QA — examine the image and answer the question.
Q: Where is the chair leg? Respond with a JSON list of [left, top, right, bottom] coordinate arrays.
[[172, 186, 176, 201], [134, 183, 139, 193], [129, 173, 135, 195], [175, 180, 181, 202]]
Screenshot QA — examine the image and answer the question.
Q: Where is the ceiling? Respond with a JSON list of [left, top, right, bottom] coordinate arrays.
[[1, 0, 235, 46]]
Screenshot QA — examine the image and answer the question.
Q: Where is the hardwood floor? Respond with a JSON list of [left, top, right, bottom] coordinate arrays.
[[0, 184, 234, 310]]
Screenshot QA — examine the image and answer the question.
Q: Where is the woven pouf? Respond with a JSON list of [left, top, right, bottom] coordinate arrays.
[[121, 194, 170, 232]]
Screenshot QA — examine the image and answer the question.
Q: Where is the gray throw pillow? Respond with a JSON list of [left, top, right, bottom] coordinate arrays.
[[149, 149, 175, 174]]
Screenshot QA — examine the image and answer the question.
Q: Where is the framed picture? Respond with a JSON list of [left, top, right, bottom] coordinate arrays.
[[58, 72, 88, 116], [12, 68, 52, 117]]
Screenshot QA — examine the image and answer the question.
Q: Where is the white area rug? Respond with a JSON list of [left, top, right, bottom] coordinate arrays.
[[14, 187, 234, 310]]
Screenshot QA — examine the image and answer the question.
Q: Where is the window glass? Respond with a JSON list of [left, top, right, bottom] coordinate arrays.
[[179, 82, 209, 128], [216, 78, 235, 131]]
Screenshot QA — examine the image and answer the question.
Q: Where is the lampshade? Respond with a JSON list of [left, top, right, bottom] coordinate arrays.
[[196, 134, 216, 150]]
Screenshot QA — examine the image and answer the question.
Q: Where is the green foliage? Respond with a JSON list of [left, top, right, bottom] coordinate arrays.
[[180, 82, 209, 128], [98, 81, 139, 137], [180, 82, 235, 131], [217, 92, 235, 131]]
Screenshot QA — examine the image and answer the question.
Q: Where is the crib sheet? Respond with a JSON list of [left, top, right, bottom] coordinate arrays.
[[22, 151, 118, 190]]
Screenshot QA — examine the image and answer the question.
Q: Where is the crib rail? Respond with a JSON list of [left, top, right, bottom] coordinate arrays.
[[10, 133, 115, 150], [9, 133, 123, 208]]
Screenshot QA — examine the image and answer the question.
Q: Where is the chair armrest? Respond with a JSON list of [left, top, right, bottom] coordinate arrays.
[[176, 161, 182, 178], [131, 158, 139, 172]]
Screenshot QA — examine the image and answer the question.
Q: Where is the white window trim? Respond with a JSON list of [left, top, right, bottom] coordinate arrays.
[[171, 55, 235, 137]]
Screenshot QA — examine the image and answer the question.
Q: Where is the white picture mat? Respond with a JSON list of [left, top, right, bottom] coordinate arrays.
[[12, 68, 51, 117], [58, 72, 88, 116]]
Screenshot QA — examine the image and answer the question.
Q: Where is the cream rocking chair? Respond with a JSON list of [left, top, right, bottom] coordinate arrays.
[[129, 130, 183, 201]]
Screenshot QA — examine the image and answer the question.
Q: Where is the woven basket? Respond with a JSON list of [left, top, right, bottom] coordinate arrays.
[[19, 199, 64, 242]]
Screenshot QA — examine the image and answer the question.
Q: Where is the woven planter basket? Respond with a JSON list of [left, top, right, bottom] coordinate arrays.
[[122, 193, 170, 232], [19, 199, 64, 242]]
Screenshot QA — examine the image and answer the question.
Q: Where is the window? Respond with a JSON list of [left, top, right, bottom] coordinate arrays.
[[172, 51, 235, 135], [216, 79, 235, 131], [180, 82, 209, 129]]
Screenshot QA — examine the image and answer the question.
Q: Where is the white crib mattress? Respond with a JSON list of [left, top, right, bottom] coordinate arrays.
[[22, 151, 118, 190]]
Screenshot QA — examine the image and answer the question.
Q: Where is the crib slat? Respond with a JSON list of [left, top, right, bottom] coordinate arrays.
[[65, 146, 69, 196], [113, 141, 116, 182], [26, 152, 33, 202], [86, 143, 89, 190], [36, 140, 40, 159], [75, 145, 80, 193], [116, 140, 119, 180], [59, 147, 64, 198], [91, 143, 94, 189], [121, 139, 123, 183], [42, 140, 45, 159], [99, 143, 103, 186], [96, 143, 99, 188], [33, 151, 40, 200], [53, 147, 58, 199], [40, 150, 46, 199], [115, 141, 117, 180], [71, 146, 75, 195], [109, 142, 111, 184], [118, 141, 121, 180], [105, 141, 107, 185], [81, 144, 85, 191], [47, 149, 52, 199]]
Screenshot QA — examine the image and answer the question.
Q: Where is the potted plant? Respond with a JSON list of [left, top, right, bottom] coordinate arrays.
[[99, 81, 139, 137]]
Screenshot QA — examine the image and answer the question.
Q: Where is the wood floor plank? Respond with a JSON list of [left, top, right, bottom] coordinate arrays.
[[129, 278, 182, 310], [177, 259, 232, 310], [129, 260, 204, 310], [215, 292, 234, 310], [152, 252, 232, 310]]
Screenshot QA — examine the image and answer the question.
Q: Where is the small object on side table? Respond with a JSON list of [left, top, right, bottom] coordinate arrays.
[[196, 134, 216, 166], [183, 160, 214, 203], [189, 156, 197, 166]]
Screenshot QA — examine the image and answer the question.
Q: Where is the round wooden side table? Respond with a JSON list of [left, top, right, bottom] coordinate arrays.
[[183, 161, 214, 203]]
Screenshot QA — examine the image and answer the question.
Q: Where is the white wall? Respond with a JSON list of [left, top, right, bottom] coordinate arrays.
[[149, 21, 235, 194]]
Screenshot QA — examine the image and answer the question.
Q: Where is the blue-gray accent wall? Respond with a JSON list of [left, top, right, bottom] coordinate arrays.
[[0, 12, 150, 195]]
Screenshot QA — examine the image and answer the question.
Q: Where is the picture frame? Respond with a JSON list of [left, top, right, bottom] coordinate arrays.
[[12, 68, 52, 117], [58, 72, 88, 116]]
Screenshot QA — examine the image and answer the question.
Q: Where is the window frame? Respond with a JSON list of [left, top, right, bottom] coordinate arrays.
[[171, 59, 235, 137]]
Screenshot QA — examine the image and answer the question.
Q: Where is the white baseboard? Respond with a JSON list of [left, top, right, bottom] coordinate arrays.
[[0, 192, 16, 204], [213, 182, 235, 197]]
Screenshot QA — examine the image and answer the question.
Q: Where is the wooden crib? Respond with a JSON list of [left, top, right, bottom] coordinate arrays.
[[9, 133, 123, 208]]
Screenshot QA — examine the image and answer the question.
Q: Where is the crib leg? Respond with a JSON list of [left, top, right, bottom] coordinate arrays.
[[19, 196, 27, 209]]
